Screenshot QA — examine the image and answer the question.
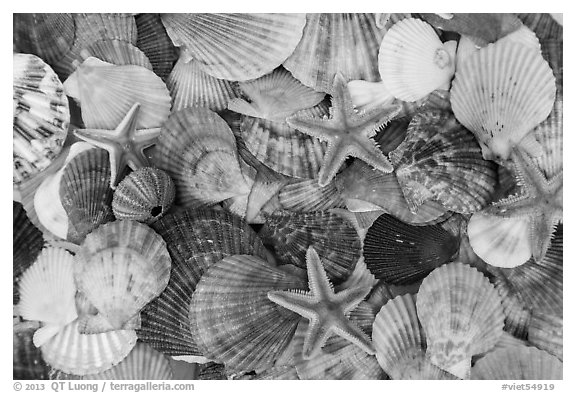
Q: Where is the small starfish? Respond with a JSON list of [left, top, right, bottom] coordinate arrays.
[[267, 246, 375, 359], [286, 73, 402, 187], [73, 103, 161, 188], [482, 148, 562, 262]]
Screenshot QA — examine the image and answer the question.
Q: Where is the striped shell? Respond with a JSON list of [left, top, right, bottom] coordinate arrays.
[[75, 39, 153, 70], [135, 13, 178, 81], [515, 13, 562, 41]]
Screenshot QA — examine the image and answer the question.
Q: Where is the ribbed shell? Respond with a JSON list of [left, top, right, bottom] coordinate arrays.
[[471, 346, 562, 380], [138, 208, 268, 357], [189, 255, 307, 372], [363, 214, 459, 285], [167, 55, 238, 112], [390, 110, 498, 214], [112, 167, 175, 224], [259, 210, 362, 284], [284, 14, 385, 94], [528, 311, 563, 361], [13, 321, 50, 380], [13, 201, 44, 305], [75, 220, 171, 330], [152, 107, 251, 208], [161, 13, 306, 81], [416, 263, 505, 379], [378, 18, 457, 102], [135, 13, 178, 81], [450, 41, 556, 161], [516, 13, 563, 41], [13, 54, 70, 185], [533, 93, 562, 181], [79, 39, 153, 70], [238, 366, 300, 380], [40, 320, 137, 376]]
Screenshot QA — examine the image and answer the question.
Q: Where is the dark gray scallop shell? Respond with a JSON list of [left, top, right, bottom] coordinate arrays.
[[515, 13, 562, 42], [13, 321, 50, 380], [135, 13, 178, 81]]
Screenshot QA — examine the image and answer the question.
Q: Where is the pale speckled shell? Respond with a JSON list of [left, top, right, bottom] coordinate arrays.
[[112, 167, 175, 224], [528, 311, 563, 361], [162, 14, 306, 81], [135, 13, 178, 81]]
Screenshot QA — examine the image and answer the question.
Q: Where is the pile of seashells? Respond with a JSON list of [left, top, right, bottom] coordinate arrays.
[[13, 13, 562, 380]]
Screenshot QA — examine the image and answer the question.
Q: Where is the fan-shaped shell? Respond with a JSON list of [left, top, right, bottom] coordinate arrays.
[[390, 110, 498, 214], [13, 320, 50, 380], [189, 254, 307, 372], [416, 262, 505, 379], [450, 41, 556, 161], [259, 210, 362, 284], [515, 13, 562, 41], [153, 107, 251, 208], [135, 13, 178, 81], [528, 311, 563, 361], [75, 220, 171, 330], [161, 13, 306, 81], [363, 214, 459, 285], [138, 208, 268, 357], [284, 14, 385, 94], [112, 167, 175, 224], [471, 346, 562, 380], [13, 54, 70, 185], [378, 18, 457, 102], [77, 39, 153, 70]]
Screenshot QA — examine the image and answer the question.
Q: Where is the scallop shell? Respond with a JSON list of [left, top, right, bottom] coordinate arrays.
[[189, 254, 307, 372], [13, 13, 75, 65], [40, 320, 137, 376], [498, 282, 532, 339], [378, 18, 457, 102], [450, 41, 556, 161], [516, 13, 563, 41], [13, 201, 45, 305], [238, 366, 300, 380], [63, 57, 171, 130], [13, 320, 50, 380], [532, 92, 562, 181], [416, 262, 505, 379], [346, 80, 394, 113], [138, 208, 268, 357], [197, 363, 227, 380], [259, 210, 362, 285], [363, 214, 459, 285], [284, 14, 385, 94], [472, 330, 529, 364], [468, 213, 532, 268], [167, 55, 238, 112], [153, 107, 251, 208], [390, 110, 498, 214], [471, 346, 562, 380], [75, 220, 171, 330], [18, 247, 78, 347], [135, 13, 178, 81], [13, 53, 70, 185], [161, 13, 306, 81], [112, 167, 175, 224], [528, 311, 563, 361], [263, 178, 347, 214], [77, 39, 153, 70]]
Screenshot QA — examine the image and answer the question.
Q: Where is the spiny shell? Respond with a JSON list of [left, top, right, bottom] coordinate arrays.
[[189, 254, 307, 372], [75, 220, 171, 330], [284, 14, 385, 94], [378, 18, 457, 102], [161, 13, 306, 81], [389, 109, 498, 214], [259, 210, 362, 284], [363, 214, 459, 285], [416, 262, 505, 379], [528, 311, 563, 361], [112, 167, 175, 224], [13, 54, 70, 185], [138, 208, 268, 357], [13, 320, 50, 380], [450, 41, 556, 161], [153, 107, 251, 208], [471, 346, 562, 380], [135, 13, 178, 81]]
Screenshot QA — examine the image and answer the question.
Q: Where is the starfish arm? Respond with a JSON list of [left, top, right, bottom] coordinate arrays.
[[349, 135, 394, 174], [301, 318, 333, 359], [286, 115, 340, 142], [510, 148, 549, 194], [351, 105, 402, 137], [317, 139, 350, 187], [131, 127, 162, 144], [74, 128, 121, 146], [267, 290, 318, 320], [530, 211, 562, 262], [482, 194, 537, 218], [305, 247, 336, 297], [333, 285, 372, 314], [333, 317, 376, 355]]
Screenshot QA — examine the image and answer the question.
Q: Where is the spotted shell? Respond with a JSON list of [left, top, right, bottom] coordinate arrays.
[[13, 320, 50, 380], [135, 13, 178, 81], [112, 167, 175, 224]]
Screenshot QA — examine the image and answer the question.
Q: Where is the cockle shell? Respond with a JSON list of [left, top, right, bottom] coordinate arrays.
[[416, 262, 505, 379], [284, 13, 385, 94], [161, 13, 306, 81], [135, 13, 178, 81], [450, 41, 556, 161], [13, 54, 70, 185], [152, 107, 251, 208], [189, 254, 307, 372], [390, 110, 498, 214], [528, 311, 563, 361], [363, 214, 459, 285], [74, 220, 171, 330], [112, 167, 175, 224], [138, 208, 268, 357], [13, 320, 50, 380], [378, 18, 457, 102]]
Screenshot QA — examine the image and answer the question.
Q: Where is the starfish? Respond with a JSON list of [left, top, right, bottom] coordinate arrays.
[[73, 103, 161, 188], [482, 148, 562, 262], [267, 246, 375, 359], [286, 72, 402, 187]]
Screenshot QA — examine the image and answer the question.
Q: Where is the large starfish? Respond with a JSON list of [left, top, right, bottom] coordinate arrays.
[[482, 148, 562, 262], [73, 103, 161, 188], [267, 246, 375, 359], [286, 73, 402, 187]]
